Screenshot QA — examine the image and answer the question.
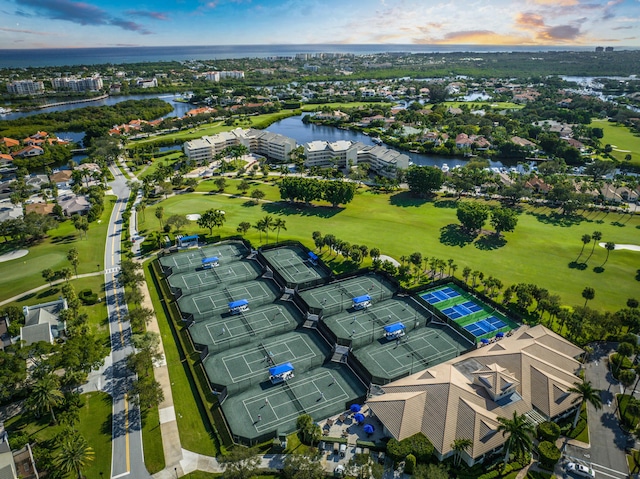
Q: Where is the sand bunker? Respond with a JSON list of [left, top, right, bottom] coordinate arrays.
[[599, 242, 640, 251], [186, 214, 201, 221], [0, 249, 29, 263]]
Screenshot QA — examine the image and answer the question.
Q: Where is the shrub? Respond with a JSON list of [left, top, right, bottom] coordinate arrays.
[[386, 438, 409, 464], [402, 432, 434, 463], [405, 454, 416, 474], [537, 441, 561, 469], [8, 431, 29, 451], [79, 288, 98, 305], [537, 421, 561, 442]]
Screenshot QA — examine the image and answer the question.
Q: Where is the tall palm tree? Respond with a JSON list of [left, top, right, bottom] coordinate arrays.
[[56, 432, 95, 479], [451, 438, 473, 466], [582, 287, 595, 308], [262, 215, 274, 244], [28, 374, 64, 424], [577, 234, 591, 262], [253, 218, 266, 243], [602, 242, 616, 266], [568, 380, 602, 428], [496, 411, 535, 465], [273, 218, 287, 243], [586, 231, 602, 262]]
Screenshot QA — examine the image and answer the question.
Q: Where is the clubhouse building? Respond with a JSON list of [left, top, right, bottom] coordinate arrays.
[[367, 325, 583, 466]]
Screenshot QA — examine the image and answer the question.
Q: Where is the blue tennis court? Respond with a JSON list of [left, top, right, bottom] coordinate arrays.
[[443, 303, 475, 319], [421, 287, 460, 304], [464, 316, 508, 337], [461, 301, 483, 313]]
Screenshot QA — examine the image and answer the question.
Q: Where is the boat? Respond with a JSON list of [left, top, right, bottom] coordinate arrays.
[[441, 163, 449, 173], [0, 107, 11, 115], [372, 137, 383, 145]]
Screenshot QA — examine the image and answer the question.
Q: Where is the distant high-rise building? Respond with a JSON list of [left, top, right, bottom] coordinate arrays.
[[605, 47, 614, 52], [595, 46, 604, 52]]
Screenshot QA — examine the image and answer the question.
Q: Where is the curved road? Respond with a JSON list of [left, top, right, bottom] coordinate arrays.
[[105, 163, 151, 479]]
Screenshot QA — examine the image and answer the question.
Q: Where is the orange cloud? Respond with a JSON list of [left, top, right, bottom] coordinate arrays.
[[529, 0, 578, 5], [515, 12, 545, 28], [423, 30, 533, 45]]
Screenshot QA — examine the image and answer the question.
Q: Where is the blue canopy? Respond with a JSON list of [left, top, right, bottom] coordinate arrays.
[[202, 257, 219, 264], [480, 338, 490, 344], [496, 331, 505, 338], [180, 235, 199, 241], [308, 251, 318, 261], [269, 362, 294, 376], [384, 322, 406, 334], [363, 424, 375, 434], [229, 299, 249, 309], [353, 295, 371, 304], [350, 404, 361, 413], [354, 413, 365, 423]]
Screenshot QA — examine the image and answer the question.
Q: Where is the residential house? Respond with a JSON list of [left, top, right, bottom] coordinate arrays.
[[50, 170, 72, 189], [57, 194, 91, 216], [1, 137, 19, 149], [367, 325, 583, 466], [455, 133, 474, 149], [25, 175, 49, 191], [510, 136, 536, 149], [0, 424, 39, 479], [13, 146, 43, 158], [525, 176, 551, 195], [0, 154, 13, 168], [20, 298, 67, 346], [314, 111, 349, 121], [0, 202, 23, 222]]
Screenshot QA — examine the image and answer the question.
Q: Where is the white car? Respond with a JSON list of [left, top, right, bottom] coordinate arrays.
[[567, 462, 596, 478], [334, 465, 345, 477]]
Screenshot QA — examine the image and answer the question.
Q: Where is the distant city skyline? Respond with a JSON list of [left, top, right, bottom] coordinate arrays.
[[0, 0, 638, 49]]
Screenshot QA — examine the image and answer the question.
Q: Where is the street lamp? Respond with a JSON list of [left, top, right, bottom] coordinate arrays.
[[407, 353, 415, 375], [175, 467, 178, 478]]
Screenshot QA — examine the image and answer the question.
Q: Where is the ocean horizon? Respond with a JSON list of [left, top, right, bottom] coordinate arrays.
[[1, 43, 635, 69]]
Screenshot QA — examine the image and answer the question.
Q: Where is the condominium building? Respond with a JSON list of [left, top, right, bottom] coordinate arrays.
[[202, 71, 245, 82], [303, 140, 409, 178], [6, 80, 45, 95], [183, 128, 296, 164], [51, 75, 103, 92]]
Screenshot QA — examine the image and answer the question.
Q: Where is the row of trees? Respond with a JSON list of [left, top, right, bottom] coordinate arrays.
[[279, 177, 357, 207], [312, 231, 380, 265]]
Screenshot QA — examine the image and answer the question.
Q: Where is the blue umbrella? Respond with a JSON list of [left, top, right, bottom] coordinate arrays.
[[363, 424, 375, 434], [354, 413, 365, 423], [480, 338, 490, 344], [350, 404, 362, 413], [496, 332, 505, 338]]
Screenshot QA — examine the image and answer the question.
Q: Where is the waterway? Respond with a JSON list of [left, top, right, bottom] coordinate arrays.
[[266, 115, 508, 169], [0, 92, 193, 122]]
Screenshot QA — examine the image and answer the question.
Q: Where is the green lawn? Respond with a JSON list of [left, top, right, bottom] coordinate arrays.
[[4, 392, 112, 479], [300, 101, 393, 111], [0, 197, 115, 303], [194, 177, 282, 202], [444, 100, 524, 110], [591, 119, 640, 166], [143, 262, 219, 456], [141, 405, 166, 474], [143, 189, 639, 311]]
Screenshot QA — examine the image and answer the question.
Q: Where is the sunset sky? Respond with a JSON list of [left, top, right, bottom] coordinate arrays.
[[0, 0, 638, 49]]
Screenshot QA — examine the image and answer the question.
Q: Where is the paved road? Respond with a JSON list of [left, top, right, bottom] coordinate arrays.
[[105, 163, 151, 479], [564, 343, 629, 479]]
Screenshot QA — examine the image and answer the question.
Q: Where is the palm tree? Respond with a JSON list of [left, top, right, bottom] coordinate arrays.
[[577, 234, 591, 262], [462, 266, 472, 284], [582, 287, 595, 307], [451, 438, 473, 466], [261, 215, 274, 244], [586, 231, 602, 262], [28, 374, 64, 424], [496, 411, 534, 465], [273, 218, 287, 243], [56, 432, 95, 479], [602, 242, 615, 266], [568, 380, 602, 428], [253, 218, 266, 242]]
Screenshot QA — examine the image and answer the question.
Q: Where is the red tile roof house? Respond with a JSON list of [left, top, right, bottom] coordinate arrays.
[[525, 176, 552, 194], [1, 137, 20, 149], [13, 146, 44, 157], [0, 154, 13, 167]]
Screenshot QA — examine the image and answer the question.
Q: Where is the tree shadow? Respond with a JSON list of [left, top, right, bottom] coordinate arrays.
[[433, 199, 458, 209], [439, 224, 475, 248], [610, 221, 626, 227], [321, 256, 358, 275], [529, 211, 587, 227], [16, 292, 36, 302], [568, 261, 588, 270], [389, 191, 428, 208], [593, 266, 605, 274], [475, 234, 507, 250], [36, 287, 60, 299], [241, 200, 259, 207], [261, 202, 342, 218], [51, 234, 76, 244]]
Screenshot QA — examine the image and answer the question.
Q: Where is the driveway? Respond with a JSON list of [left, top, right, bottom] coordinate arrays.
[[563, 342, 629, 479]]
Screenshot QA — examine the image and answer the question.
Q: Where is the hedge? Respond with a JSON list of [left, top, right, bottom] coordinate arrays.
[[405, 454, 416, 474], [537, 421, 561, 442], [537, 441, 561, 469]]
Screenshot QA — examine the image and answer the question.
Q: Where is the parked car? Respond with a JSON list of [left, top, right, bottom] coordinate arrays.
[[567, 462, 596, 478], [339, 443, 347, 457], [334, 465, 345, 477]]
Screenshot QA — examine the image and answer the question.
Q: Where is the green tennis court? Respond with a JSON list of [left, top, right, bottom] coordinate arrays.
[[203, 330, 331, 394], [323, 297, 431, 347], [188, 301, 302, 353], [159, 241, 248, 273], [299, 274, 396, 314], [167, 260, 262, 294], [178, 279, 279, 319], [354, 323, 473, 383], [222, 363, 367, 443], [262, 245, 330, 285]]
